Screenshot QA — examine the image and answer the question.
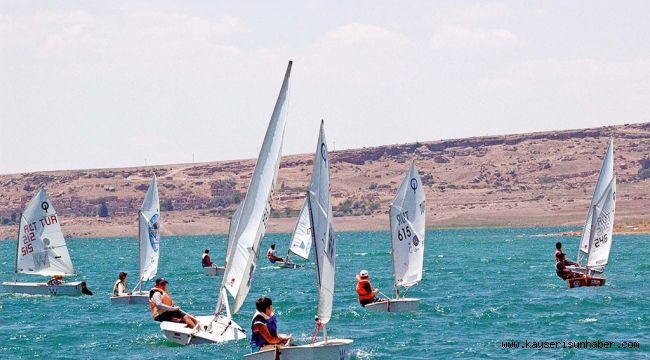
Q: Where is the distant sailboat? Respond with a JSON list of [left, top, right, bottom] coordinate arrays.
[[279, 198, 312, 269], [2, 187, 92, 296], [160, 60, 292, 345], [365, 161, 426, 312], [567, 139, 616, 288], [246, 121, 353, 360], [111, 175, 161, 304]]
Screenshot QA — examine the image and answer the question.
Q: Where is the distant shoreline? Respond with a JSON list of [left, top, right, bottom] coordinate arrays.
[[1, 213, 647, 240]]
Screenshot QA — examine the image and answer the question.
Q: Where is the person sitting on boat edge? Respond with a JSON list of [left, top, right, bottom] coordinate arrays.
[[556, 253, 582, 280], [555, 242, 579, 266], [113, 271, 131, 296], [202, 249, 213, 267], [250, 296, 291, 352], [47, 274, 65, 286], [266, 244, 286, 263], [356, 270, 384, 307], [149, 278, 199, 329]]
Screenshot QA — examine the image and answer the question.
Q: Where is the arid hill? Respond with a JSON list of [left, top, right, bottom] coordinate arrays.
[[1, 122, 649, 239]]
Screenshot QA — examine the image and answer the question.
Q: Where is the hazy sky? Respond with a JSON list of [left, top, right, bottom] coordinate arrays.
[[1, 1, 649, 174]]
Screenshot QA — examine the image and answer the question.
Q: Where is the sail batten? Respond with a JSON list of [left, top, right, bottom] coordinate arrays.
[[390, 162, 426, 289], [16, 188, 75, 276], [220, 61, 292, 315]]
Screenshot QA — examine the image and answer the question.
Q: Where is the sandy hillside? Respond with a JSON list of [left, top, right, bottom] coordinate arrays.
[[1, 122, 649, 239]]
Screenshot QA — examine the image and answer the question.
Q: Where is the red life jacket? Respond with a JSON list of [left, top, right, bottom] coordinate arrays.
[[356, 279, 374, 302]]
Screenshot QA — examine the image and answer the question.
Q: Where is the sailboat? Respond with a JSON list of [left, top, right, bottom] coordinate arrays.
[[204, 207, 240, 276], [278, 201, 312, 269], [365, 161, 426, 312], [111, 175, 161, 304], [567, 139, 616, 288], [2, 187, 92, 296], [160, 60, 292, 345], [246, 121, 353, 360]]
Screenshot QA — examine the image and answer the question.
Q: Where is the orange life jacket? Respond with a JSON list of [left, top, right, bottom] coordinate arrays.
[[149, 287, 174, 319], [356, 279, 374, 302]]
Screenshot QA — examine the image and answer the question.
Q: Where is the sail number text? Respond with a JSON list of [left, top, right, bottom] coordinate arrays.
[[594, 233, 608, 248], [395, 211, 411, 241], [20, 215, 59, 256]]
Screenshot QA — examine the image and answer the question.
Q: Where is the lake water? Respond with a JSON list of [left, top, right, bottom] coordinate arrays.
[[1, 228, 648, 359]]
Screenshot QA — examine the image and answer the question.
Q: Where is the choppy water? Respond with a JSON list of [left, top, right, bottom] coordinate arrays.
[[0, 228, 648, 359]]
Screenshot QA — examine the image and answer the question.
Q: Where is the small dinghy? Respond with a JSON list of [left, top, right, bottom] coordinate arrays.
[[279, 200, 312, 269], [111, 175, 161, 305], [2, 187, 92, 296], [246, 121, 353, 360], [160, 61, 292, 345], [365, 161, 426, 313], [567, 139, 616, 288], [204, 207, 240, 276]]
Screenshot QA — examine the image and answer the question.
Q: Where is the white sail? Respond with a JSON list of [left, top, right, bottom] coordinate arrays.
[[16, 187, 75, 276], [138, 175, 161, 282], [308, 120, 335, 325], [288, 200, 312, 260], [586, 176, 616, 270], [578, 139, 614, 264], [390, 161, 426, 289], [221, 61, 292, 314]]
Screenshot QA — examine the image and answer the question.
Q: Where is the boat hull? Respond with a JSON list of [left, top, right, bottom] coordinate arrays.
[[567, 276, 606, 288], [203, 266, 225, 276], [279, 261, 303, 269], [110, 290, 149, 304], [244, 339, 353, 360], [2, 281, 86, 296], [364, 298, 420, 313], [160, 315, 246, 345]]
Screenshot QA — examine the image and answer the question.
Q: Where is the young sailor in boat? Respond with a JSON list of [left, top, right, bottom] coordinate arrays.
[[149, 278, 199, 328], [250, 296, 292, 352], [555, 242, 579, 265], [113, 272, 131, 296], [356, 270, 385, 307], [266, 244, 286, 263], [555, 253, 582, 280], [47, 275, 65, 286], [202, 249, 213, 267]]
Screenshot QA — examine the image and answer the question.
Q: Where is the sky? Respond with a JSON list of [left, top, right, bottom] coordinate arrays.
[[1, 1, 649, 174]]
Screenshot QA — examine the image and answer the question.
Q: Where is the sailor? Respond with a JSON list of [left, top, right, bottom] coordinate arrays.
[[112, 271, 131, 296], [202, 249, 213, 267], [148, 278, 199, 329], [250, 297, 291, 352], [556, 253, 582, 280], [555, 242, 579, 265], [356, 270, 382, 307], [266, 244, 286, 263], [47, 275, 65, 286]]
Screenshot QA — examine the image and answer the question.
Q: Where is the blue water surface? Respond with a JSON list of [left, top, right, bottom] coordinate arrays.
[[0, 227, 648, 359]]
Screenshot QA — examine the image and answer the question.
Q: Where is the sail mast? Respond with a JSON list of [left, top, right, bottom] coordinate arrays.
[[586, 204, 599, 276], [13, 214, 22, 283], [137, 210, 142, 292]]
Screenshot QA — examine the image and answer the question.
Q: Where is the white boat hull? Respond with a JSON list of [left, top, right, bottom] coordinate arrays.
[[110, 290, 149, 305], [203, 266, 226, 276], [364, 298, 420, 313], [245, 339, 353, 360], [160, 315, 246, 345], [2, 281, 85, 296], [278, 261, 303, 269]]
